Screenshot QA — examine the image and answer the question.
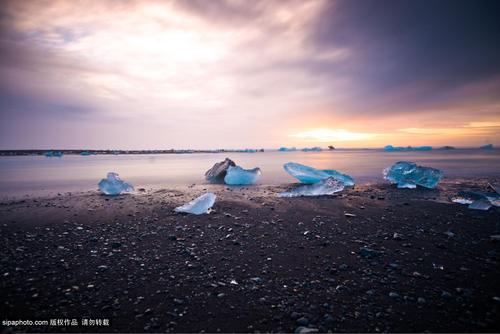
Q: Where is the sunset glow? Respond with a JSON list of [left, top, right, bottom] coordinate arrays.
[[290, 129, 379, 142]]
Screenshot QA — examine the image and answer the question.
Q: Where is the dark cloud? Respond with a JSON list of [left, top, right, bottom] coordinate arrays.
[[310, 0, 500, 105]]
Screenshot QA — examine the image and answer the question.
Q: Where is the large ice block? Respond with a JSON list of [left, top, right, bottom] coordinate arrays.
[[224, 165, 261, 185], [174, 193, 216, 215], [205, 158, 236, 183], [383, 161, 442, 189], [98, 172, 134, 195], [283, 162, 355, 186], [279, 177, 345, 197]]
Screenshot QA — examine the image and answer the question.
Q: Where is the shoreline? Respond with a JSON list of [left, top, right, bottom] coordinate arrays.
[[0, 147, 497, 156], [1, 179, 499, 332]]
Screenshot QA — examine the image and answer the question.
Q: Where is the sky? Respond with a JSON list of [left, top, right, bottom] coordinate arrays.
[[0, 0, 499, 149]]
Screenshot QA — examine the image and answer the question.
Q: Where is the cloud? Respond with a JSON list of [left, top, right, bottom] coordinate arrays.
[[0, 0, 499, 149], [290, 128, 379, 142]]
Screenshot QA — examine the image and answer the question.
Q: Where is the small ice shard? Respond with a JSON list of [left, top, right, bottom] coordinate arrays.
[[98, 172, 134, 195], [205, 158, 236, 183], [468, 199, 492, 211], [480, 143, 493, 150], [278, 177, 345, 197], [451, 197, 474, 205], [278, 147, 297, 152], [174, 193, 216, 215], [490, 183, 500, 194], [224, 165, 261, 185], [451, 189, 500, 210], [283, 162, 355, 185], [383, 161, 442, 189]]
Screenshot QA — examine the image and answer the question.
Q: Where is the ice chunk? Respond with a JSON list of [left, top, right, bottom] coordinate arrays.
[[490, 183, 500, 194], [384, 145, 432, 152], [205, 158, 236, 183], [451, 189, 500, 210], [283, 162, 355, 186], [383, 161, 442, 189], [278, 147, 297, 152], [451, 197, 474, 205], [279, 177, 345, 197], [98, 172, 134, 195], [414, 146, 432, 151], [384, 145, 405, 152], [397, 180, 417, 189], [174, 193, 216, 215], [468, 199, 492, 211], [302, 147, 322, 152], [44, 151, 63, 157], [224, 165, 261, 185]]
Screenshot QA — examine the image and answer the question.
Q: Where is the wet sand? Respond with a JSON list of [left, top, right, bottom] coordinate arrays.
[[1, 178, 500, 333]]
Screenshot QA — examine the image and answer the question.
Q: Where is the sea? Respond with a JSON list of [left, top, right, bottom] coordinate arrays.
[[0, 149, 499, 198]]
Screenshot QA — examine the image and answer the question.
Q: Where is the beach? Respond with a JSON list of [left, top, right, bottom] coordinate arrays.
[[1, 178, 499, 333]]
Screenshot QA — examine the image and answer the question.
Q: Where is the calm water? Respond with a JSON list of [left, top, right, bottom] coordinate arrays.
[[0, 149, 499, 198]]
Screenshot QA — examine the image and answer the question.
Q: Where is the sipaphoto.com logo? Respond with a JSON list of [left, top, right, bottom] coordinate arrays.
[[3, 319, 49, 326]]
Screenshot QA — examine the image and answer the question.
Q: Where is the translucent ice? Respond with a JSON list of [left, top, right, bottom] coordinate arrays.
[[224, 165, 261, 185], [283, 162, 355, 186], [414, 146, 432, 151], [278, 147, 297, 152], [384, 145, 432, 152], [302, 147, 322, 152], [468, 199, 492, 211], [98, 172, 134, 195], [205, 158, 235, 183], [383, 161, 442, 189], [44, 151, 63, 157], [279, 177, 345, 197], [174, 193, 216, 215], [452, 189, 500, 210]]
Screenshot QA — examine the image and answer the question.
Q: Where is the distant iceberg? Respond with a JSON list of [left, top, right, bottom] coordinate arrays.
[[98, 172, 134, 195], [283, 162, 355, 185], [384, 145, 432, 152], [480, 144, 493, 150], [175, 193, 216, 215], [302, 147, 322, 152], [44, 151, 63, 157], [205, 158, 235, 183], [278, 147, 297, 152], [224, 165, 261, 185], [279, 177, 345, 197], [383, 161, 442, 189]]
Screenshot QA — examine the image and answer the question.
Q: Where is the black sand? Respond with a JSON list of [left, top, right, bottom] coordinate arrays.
[[1, 179, 499, 333]]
